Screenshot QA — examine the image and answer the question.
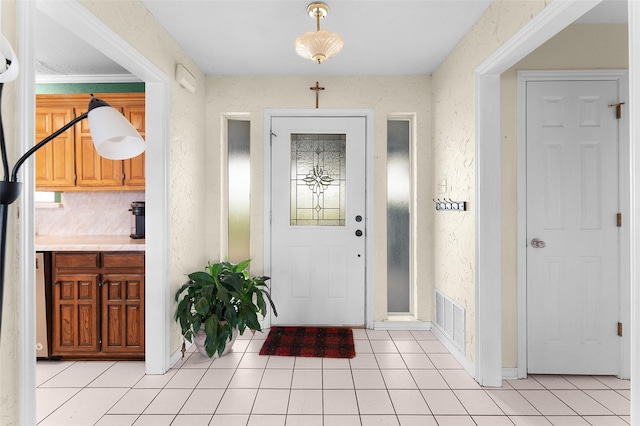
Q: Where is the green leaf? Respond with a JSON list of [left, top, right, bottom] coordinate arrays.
[[256, 292, 266, 315], [195, 297, 210, 316], [175, 280, 194, 301], [207, 261, 221, 277], [235, 259, 251, 272], [189, 271, 215, 285], [192, 316, 201, 335], [203, 315, 220, 357]]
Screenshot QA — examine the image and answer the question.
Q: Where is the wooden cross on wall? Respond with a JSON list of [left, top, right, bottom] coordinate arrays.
[[310, 81, 325, 109]]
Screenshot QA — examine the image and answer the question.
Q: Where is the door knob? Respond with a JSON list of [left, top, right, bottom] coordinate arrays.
[[530, 238, 546, 248]]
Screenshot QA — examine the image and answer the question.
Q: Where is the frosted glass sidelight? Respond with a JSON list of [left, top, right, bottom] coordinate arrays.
[[291, 133, 346, 226], [387, 120, 411, 313], [228, 119, 251, 263]]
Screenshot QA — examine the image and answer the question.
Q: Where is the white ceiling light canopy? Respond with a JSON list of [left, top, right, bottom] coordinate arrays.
[[294, 2, 344, 64]]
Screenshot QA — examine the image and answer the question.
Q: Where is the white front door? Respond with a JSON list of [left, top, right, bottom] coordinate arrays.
[[269, 115, 366, 326], [526, 79, 620, 374]]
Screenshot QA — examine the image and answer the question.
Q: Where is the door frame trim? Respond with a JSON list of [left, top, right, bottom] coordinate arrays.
[[516, 69, 630, 379], [263, 109, 375, 328]]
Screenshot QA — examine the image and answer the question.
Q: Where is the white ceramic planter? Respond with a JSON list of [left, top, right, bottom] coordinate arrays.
[[193, 325, 239, 358]]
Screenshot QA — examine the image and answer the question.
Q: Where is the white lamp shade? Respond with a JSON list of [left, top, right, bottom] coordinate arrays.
[[295, 29, 344, 64], [0, 34, 19, 83], [87, 105, 146, 160]]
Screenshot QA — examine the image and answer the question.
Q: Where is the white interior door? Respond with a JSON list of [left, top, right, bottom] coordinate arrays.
[[526, 80, 620, 374], [269, 116, 366, 326]]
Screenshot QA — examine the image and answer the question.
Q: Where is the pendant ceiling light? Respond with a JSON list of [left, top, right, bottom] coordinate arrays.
[[294, 2, 344, 64]]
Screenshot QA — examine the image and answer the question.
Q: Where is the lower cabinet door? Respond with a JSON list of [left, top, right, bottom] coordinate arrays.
[[52, 274, 100, 355], [101, 274, 145, 354]]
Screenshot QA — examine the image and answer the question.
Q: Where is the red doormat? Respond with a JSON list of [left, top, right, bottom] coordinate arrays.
[[259, 326, 356, 358]]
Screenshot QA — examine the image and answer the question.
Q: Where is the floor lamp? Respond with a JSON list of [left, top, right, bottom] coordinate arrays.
[[0, 35, 146, 337]]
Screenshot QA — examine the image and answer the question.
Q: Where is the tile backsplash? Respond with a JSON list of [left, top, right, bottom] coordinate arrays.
[[36, 191, 145, 236]]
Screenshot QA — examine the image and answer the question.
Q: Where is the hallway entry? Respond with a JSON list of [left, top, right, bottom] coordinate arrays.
[[267, 115, 367, 326], [524, 75, 624, 375]]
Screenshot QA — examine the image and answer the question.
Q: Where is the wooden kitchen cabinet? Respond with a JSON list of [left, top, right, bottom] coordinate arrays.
[[51, 251, 145, 359], [101, 274, 145, 354], [122, 105, 146, 187], [35, 93, 145, 191], [51, 273, 101, 354], [75, 114, 124, 187], [35, 107, 76, 188]]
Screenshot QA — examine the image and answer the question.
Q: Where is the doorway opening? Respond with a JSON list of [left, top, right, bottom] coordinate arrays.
[[19, 2, 171, 423]]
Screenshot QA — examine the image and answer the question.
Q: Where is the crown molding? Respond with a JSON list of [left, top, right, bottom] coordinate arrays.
[[35, 74, 142, 84]]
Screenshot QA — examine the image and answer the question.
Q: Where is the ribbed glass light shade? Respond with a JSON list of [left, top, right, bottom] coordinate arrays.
[[294, 29, 344, 64]]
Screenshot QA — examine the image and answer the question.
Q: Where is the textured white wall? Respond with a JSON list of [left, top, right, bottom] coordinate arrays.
[[500, 23, 629, 367], [205, 76, 433, 322], [431, 0, 549, 364]]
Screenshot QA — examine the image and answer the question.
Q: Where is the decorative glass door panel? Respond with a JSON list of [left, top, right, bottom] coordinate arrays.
[[291, 133, 346, 226]]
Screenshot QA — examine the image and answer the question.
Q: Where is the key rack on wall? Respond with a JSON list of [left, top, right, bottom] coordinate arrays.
[[433, 198, 467, 211]]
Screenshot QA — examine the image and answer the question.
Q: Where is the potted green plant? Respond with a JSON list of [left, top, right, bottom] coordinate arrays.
[[174, 259, 277, 357]]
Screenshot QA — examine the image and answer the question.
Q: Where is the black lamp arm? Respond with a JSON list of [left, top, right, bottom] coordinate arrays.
[[0, 83, 10, 180], [10, 111, 88, 183]]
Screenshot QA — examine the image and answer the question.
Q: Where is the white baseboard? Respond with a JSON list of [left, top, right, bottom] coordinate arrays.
[[502, 368, 519, 380], [373, 320, 432, 331], [430, 325, 476, 379]]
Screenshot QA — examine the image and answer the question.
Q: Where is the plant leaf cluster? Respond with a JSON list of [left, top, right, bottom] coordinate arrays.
[[175, 259, 277, 357]]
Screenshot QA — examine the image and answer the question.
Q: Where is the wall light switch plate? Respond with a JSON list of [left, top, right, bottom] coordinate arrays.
[[437, 179, 447, 194]]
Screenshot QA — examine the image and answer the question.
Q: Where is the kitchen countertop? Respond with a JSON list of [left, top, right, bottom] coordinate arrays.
[[35, 235, 145, 251]]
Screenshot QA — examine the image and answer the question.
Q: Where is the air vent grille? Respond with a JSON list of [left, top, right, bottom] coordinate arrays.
[[435, 290, 465, 354]]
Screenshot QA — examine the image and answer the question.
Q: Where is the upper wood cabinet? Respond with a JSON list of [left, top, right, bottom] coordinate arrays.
[[122, 106, 146, 187], [35, 93, 145, 192], [35, 107, 76, 188], [75, 113, 123, 187]]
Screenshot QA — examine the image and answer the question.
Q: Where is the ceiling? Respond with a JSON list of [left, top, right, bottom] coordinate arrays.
[[34, 0, 628, 79]]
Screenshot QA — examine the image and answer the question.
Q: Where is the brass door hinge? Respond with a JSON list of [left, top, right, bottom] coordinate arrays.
[[609, 102, 625, 119], [618, 322, 623, 337], [617, 213, 622, 227]]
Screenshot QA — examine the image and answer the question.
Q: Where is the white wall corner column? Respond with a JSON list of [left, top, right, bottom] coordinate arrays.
[[628, 0, 640, 421], [18, 2, 37, 425], [475, 72, 502, 387]]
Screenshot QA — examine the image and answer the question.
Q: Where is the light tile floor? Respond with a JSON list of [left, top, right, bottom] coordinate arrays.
[[36, 329, 631, 425]]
